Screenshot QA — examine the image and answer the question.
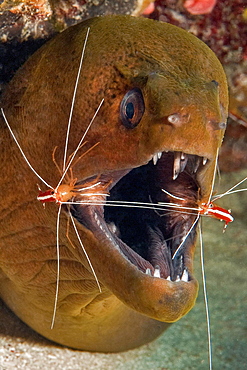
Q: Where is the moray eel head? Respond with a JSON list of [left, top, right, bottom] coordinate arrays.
[[67, 15, 228, 320], [0, 15, 228, 351]]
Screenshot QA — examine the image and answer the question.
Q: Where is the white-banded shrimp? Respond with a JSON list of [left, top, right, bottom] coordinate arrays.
[[0, 27, 107, 328]]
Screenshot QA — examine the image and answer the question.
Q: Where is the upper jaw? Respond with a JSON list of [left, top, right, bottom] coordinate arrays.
[[152, 150, 208, 179]]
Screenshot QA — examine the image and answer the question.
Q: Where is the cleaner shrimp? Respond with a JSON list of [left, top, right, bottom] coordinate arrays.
[[155, 153, 246, 370], [1, 27, 108, 328]]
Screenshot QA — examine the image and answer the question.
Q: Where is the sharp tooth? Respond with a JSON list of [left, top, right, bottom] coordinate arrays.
[[173, 152, 181, 180], [107, 222, 118, 235], [153, 152, 162, 165], [153, 154, 158, 165], [193, 157, 201, 173], [175, 275, 181, 282], [166, 276, 171, 281], [181, 268, 189, 282], [180, 153, 188, 172], [203, 157, 208, 165], [154, 265, 161, 278], [145, 268, 152, 276]]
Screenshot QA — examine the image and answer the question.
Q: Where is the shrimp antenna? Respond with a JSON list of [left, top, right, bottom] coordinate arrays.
[[207, 148, 219, 204], [51, 204, 62, 329], [198, 221, 212, 370], [213, 176, 247, 202], [69, 212, 102, 293], [56, 98, 104, 188], [62, 27, 91, 173], [1, 108, 53, 190], [172, 213, 200, 260], [161, 188, 185, 201]]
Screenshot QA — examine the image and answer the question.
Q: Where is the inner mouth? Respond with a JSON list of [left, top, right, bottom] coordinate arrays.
[[70, 151, 207, 283]]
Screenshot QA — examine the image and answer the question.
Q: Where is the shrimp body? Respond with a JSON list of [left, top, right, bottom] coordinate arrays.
[[37, 180, 109, 205], [199, 202, 234, 228], [37, 184, 75, 204]]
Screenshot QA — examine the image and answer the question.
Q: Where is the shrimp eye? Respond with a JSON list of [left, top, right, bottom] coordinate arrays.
[[208, 203, 214, 208], [120, 88, 145, 129]]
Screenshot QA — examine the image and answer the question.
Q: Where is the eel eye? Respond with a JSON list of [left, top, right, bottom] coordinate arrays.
[[120, 88, 145, 129]]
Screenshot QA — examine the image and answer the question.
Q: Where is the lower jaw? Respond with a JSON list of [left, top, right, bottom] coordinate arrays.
[[71, 208, 199, 322]]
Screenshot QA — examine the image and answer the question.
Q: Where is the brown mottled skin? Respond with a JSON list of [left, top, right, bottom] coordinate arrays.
[[0, 16, 228, 352]]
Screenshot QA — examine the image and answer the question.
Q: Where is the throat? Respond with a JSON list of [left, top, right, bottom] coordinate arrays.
[[104, 152, 200, 280]]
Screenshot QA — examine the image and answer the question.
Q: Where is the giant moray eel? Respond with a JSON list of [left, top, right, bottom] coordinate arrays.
[[0, 15, 228, 352]]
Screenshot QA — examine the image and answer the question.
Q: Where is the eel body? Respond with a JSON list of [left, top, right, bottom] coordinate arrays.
[[0, 15, 228, 352]]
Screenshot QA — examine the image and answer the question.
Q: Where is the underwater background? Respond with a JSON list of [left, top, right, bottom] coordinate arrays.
[[0, 1, 246, 368]]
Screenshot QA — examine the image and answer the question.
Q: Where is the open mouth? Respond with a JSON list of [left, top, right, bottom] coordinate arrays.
[[70, 150, 207, 284]]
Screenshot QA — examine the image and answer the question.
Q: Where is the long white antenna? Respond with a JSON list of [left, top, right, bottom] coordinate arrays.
[[51, 203, 62, 329], [199, 221, 212, 370], [1, 108, 53, 189], [69, 213, 102, 293], [207, 148, 219, 204], [62, 27, 91, 172], [56, 98, 104, 188], [213, 176, 247, 202], [172, 213, 200, 260]]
